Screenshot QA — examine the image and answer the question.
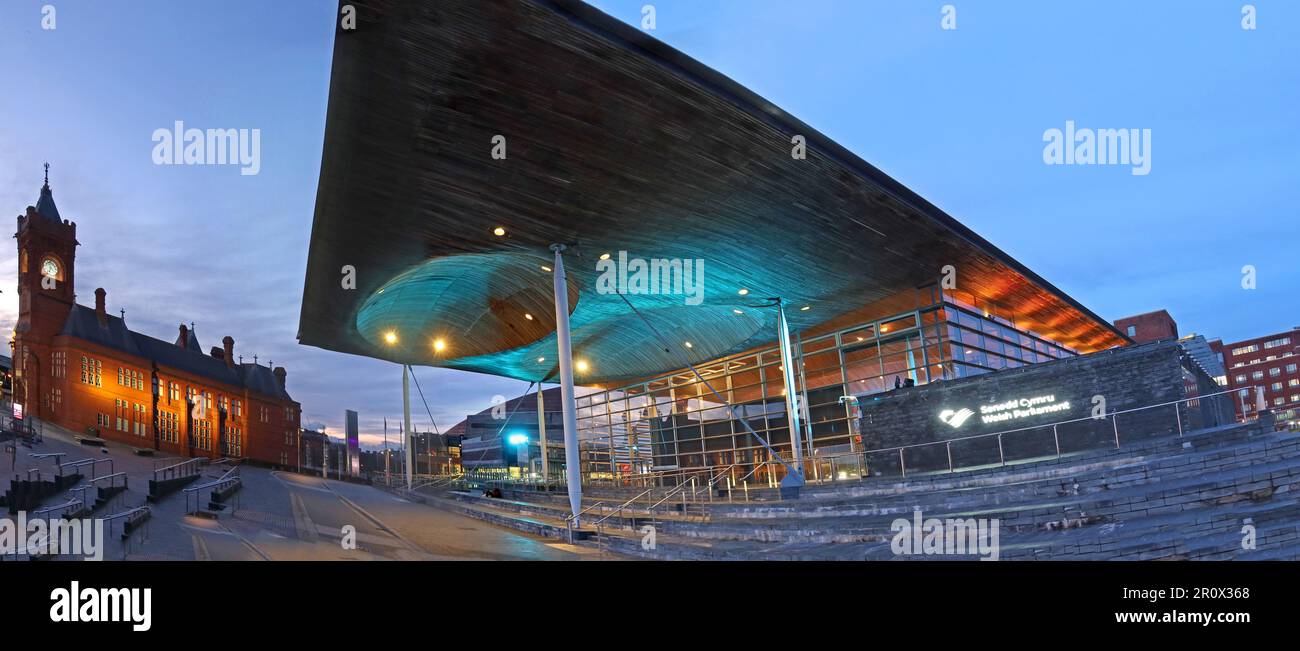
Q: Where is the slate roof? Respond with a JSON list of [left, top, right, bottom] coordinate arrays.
[[35, 182, 61, 222], [59, 304, 293, 401]]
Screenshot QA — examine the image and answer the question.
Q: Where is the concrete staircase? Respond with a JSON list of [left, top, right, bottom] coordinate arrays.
[[423, 418, 1300, 560]]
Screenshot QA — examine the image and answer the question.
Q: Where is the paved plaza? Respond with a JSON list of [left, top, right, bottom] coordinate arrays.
[[2, 419, 598, 561]]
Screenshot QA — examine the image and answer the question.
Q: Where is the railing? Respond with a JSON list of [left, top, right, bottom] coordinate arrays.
[[28, 452, 66, 473], [183, 465, 242, 515], [702, 387, 1244, 498], [154, 457, 204, 483], [32, 498, 85, 521], [68, 472, 128, 512], [60, 457, 114, 480], [563, 500, 608, 540], [103, 506, 152, 560]]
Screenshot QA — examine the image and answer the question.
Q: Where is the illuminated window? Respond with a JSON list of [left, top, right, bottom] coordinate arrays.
[[117, 367, 144, 390], [115, 399, 129, 432], [51, 351, 66, 378], [197, 420, 212, 451], [160, 411, 179, 444], [80, 356, 102, 386], [134, 403, 147, 436]]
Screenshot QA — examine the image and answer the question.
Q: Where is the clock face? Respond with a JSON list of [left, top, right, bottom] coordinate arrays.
[[41, 258, 59, 279]]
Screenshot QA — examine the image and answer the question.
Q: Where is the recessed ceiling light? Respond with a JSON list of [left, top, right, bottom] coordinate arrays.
[[576, 360, 589, 372], [684, 341, 693, 348], [524, 313, 533, 321], [800, 305, 811, 311], [383, 331, 398, 345], [433, 338, 447, 352], [733, 309, 743, 315], [537, 357, 546, 363], [737, 288, 749, 296], [492, 226, 506, 236], [599, 253, 611, 260], [541, 265, 552, 272]]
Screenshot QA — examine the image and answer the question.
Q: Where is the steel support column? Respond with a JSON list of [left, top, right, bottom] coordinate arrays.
[[537, 386, 549, 482], [551, 245, 583, 525], [403, 365, 413, 490], [776, 300, 805, 491]]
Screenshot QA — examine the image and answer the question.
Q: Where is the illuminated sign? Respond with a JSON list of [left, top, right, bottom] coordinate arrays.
[[12, 403, 23, 420], [940, 395, 1072, 429], [938, 408, 974, 428]]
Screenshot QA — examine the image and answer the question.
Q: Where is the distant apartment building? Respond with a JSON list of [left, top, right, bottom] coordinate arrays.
[[1210, 327, 1300, 429], [1114, 310, 1178, 343]]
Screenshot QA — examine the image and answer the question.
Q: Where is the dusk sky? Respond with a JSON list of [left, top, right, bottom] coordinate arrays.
[[1, 1, 1295, 448]]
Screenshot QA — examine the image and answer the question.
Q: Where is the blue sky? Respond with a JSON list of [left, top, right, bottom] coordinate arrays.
[[1, 1, 1296, 446]]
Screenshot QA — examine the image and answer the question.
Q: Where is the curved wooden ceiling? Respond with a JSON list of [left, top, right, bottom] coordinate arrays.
[[297, 0, 1128, 384]]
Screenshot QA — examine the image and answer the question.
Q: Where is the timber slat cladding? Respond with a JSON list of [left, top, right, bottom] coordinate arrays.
[[299, 0, 1125, 384]]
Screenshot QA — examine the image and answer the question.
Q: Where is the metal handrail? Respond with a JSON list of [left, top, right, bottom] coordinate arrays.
[[589, 487, 657, 528], [153, 457, 204, 482], [68, 472, 128, 510], [807, 386, 1242, 473], [33, 498, 84, 520], [102, 506, 152, 559], [186, 465, 241, 493], [59, 457, 113, 480], [564, 500, 607, 524], [183, 466, 242, 514]]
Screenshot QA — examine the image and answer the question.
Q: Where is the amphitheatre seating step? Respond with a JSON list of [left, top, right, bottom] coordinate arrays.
[[424, 420, 1300, 560], [790, 422, 1276, 501], [704, 428, 1300, 520], [655, 437, 1300, 545]]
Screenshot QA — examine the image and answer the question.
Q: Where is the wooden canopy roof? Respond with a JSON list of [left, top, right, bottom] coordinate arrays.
[[298, 0, 1128, 385]]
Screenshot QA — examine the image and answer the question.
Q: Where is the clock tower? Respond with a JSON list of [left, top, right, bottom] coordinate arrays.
[[13, 164, 79, 419]]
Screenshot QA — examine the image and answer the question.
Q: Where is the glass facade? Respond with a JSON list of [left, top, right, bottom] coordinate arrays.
[[575, 285, 1081, 482]]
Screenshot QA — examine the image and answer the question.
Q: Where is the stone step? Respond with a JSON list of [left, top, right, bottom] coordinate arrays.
[[654, 439, 1300, 543], [706, 430, 1300, 521]]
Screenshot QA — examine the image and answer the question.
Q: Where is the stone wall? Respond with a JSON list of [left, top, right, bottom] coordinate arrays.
[[856, 340, 1233, 474]]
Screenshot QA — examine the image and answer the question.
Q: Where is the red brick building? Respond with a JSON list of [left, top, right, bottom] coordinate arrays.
[[1114, 310, 1178, 343], [11, 171, 302, 464], [1211, 328, 1300, 429]]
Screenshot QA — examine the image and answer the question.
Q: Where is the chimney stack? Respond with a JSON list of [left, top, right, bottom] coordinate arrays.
[[94, 288, 107, 325], [177, 323, 189, 347], [273, 366, 287, 389], [223, 336, 235, 369]]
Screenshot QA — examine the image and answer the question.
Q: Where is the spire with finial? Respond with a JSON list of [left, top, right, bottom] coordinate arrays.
[[35, 162, 61, 221]]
